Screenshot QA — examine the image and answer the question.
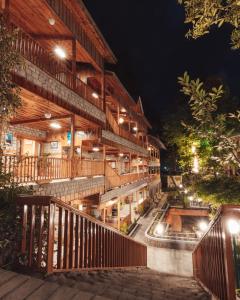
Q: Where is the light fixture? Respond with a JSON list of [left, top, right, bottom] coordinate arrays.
[[121, 107, 126, 113], [228, 219, 240, 235], [92, 146, 100, 152], [191, 145, 196, 154], [44, 112, 52, 119], [193, 156, 199, 174], [188, 196, 194, 201], [148, 146, 152, 151], [92, 92, 99, 99], [118, 117, 124, 124], [197, 198, 202, 203], [48, 18, 55, 26], [133, 126, 138, 132], [50, 122, 61, 129], [155, 223, 165, 236], [198, 221, 208, 232], [179, 184, 183, 189], [54, 46, 66, 59], [119, 153, 124, 157], [184, 189, 188, 194]]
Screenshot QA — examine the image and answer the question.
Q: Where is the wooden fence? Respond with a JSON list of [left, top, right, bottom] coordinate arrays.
[[16, 195, 147, 273]]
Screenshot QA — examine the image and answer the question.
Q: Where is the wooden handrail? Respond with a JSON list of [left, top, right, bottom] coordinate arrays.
[[16, 195, 147, 273], [193, 205, 239, 300], [10, 22, 103, 110], [1, 156, 104, 183]]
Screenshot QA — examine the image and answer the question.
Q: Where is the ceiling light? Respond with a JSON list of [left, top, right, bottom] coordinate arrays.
[[50, 122, 61, 129], [44, 112, 52, 119], [48, 18, 55, 26], [93, 146, 100, 152], [154, 223, 165, 236], [121, 107, 126, 113], [54, 46, 66, 59], [92, 92, 99, 99], [119, 153, 124, 157], [119, 117, 124, 124]]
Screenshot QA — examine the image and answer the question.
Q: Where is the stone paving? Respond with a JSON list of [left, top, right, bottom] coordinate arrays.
[[0, 267, 210, 300]]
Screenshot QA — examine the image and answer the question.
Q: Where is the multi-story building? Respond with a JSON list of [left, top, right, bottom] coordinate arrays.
[[1, 0, 164, 232]]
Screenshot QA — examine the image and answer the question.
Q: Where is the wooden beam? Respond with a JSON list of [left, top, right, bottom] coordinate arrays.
[[10, 115, 72, 125], [29, 34, 73, 41], [70, 115, 75, 159]]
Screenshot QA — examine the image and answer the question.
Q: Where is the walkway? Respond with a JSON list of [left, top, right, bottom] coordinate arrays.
[[133, 194, 193, 277], [0, 268, 210, 300]]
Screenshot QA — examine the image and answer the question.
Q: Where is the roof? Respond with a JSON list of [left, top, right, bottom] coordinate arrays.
[[148, 135, 167, 150], [69, 0, 117, 64]]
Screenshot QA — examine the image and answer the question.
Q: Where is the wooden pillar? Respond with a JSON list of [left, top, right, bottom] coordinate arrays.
[[103, 207, 106, 224], [117, 105, 120, 124], [70, 115, 75, 178], [103, 145, 106, 192], [2, 0, 10, 22], [72, 39, 77, 89], [101, 70, 106, 113], [117, 200, 120, 231]]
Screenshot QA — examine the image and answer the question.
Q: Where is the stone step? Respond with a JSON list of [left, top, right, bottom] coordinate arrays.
[[0, 268, 210, 300]]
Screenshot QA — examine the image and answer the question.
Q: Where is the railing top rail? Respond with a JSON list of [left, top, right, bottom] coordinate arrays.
[[193, 204, 240, 253], [16, 195, 146, 247]]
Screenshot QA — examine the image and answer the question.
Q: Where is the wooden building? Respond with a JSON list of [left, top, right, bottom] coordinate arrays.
[[0, 0, 164, 232]]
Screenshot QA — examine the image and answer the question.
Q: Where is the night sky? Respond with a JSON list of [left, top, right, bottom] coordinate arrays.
[[83, 0, 240, 132]]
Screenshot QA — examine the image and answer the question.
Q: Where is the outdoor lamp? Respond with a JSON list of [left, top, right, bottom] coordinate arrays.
[[54, 46, 66, 59], [228, 219, 240, 235]]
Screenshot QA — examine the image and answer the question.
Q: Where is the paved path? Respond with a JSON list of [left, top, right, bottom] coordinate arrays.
[[0, 268, 210, 300], [133, 194, 193, 277]]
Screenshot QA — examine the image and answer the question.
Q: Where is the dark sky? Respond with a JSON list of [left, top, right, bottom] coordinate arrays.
[[83, 0, 240, 130]]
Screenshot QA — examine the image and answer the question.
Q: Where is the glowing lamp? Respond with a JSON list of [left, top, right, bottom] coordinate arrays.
[[118, 117, 124, 124], [54, 46, 66, 59], [50, 122, 61, 129], [92, 92, 99, 99], [198, 221, 208, 232], [155, 223, 165, 236], [228, 219, 240, 235]]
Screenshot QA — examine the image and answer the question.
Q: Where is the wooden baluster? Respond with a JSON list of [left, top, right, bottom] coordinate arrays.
[[92, 222, 96, 268], [28, 205, 36, 267], [79, 216, 84, 269], [37, 206, 45, 269], [75, 215, 79, 269], [63, 209, 70, 270], [57, 207, 63, 270], [84, 218, 88, 268], [47, 203, 56, 273], [69, 212, 74, 269], [21, 204, 28, 253]]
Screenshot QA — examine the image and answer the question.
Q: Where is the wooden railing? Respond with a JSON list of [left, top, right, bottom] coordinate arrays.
[[106, 107, 145, 148], [193, 205, 239, 300], [16, 195, 147, 274], [1, 156, 104, 183], [10, 23, 102, 110]]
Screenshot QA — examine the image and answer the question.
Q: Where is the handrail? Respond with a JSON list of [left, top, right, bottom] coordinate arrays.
[[1, 155, 104, 183], [193, 205, 239, 300], [16, 195, 147, 273], [106, 107, 145, 148], [10, 22, 103, 110]]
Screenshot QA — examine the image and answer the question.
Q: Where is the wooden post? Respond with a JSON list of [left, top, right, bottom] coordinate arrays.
[[117, 200, 120, 231], [103, 207, 106, 224], [103, 145, 106, 192], [70, 115, 75, 178], [101, 70, 106, 113], [72, 39, 77, 90]]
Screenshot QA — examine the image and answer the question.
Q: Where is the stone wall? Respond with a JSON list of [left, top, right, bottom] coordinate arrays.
[[33, 176, 104, 203], [14, 59, 106, 124], [10, 125, 47, 140], [102, 130, 148, 157]]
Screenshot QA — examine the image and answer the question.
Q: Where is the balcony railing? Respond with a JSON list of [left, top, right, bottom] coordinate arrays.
[[106, 107, 146, 148], [1, 155, 104, 183], [193, 205, 238, 300], [10, 23, 103, 110], [16, 195, 147, 273]]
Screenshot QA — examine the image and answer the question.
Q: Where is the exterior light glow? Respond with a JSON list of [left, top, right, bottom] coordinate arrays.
[[148, 146, 151, 151], [179, 184, 183, 189], [93, 146, 100, 152], [50, 122, 61, 129], [228, 219, 240, 235], [198, 221, 208, 232], [44, 112, 52, 119], [155, 223, 165, 236], [121, 107, 126, 113], [92, 92, 99, 99], [119, 153, 124, 157], [184, 189, 188, 194], [191, 145, 196, 154], [133, 126, 138, 132], [188, 196, 194, 201], [118, 117, 124, 124], [54, 46, 66, 59], [48, 18, 55, 26], [193, 156, 199, 173]]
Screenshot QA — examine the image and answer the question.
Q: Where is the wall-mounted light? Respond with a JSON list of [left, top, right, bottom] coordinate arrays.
[[118, 117, 124, 124], [119, 153, 124, 157], [228, 219, 240, 235], [50, 122, 61, 129], [148, 146, 152, 151], [44, 112, 52, 119], [92, 92, 99, 99], [155, 223, 165, 236], [121, 107, 126, 113], [54, 46, 66, 59], [198, 221, 208, 232], [133, 126, 138, 132]]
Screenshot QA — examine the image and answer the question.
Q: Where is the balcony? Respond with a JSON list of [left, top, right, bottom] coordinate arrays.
[[10, 23, 103, 111], [1, 155, 104, 183]]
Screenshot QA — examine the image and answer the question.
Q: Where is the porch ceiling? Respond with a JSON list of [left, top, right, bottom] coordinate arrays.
[[10, 88, 98, 133]]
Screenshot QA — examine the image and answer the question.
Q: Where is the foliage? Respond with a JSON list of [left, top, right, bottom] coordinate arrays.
[[178, 0, 240, 49], [195, 175, 240, 205], [0, 14, 22, 147], [178, 72, 240, 173]]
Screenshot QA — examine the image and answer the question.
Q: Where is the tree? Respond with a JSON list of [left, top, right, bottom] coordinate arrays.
[[178, 0, 240, 49], [0, 15, 22, 149], [178, 72, 240, 173]]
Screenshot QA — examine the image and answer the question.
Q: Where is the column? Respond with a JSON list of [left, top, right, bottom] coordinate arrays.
[[117, 200, 120, 231]]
